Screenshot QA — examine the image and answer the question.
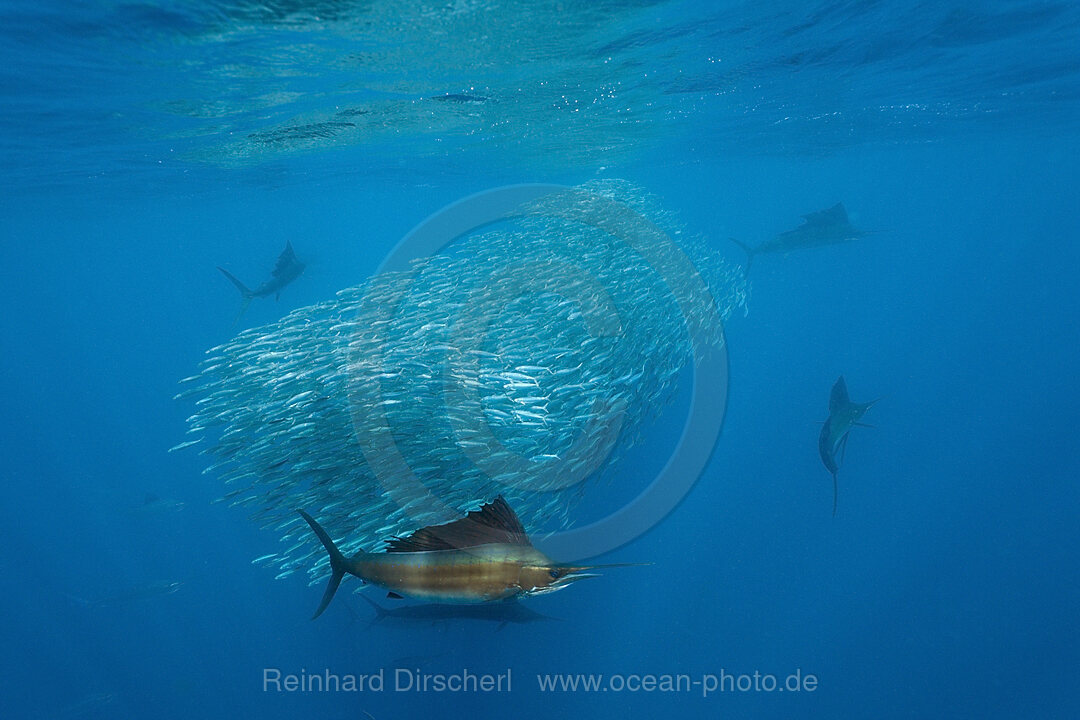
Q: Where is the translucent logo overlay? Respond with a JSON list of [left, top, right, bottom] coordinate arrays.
[[347, 184, 729, 560]]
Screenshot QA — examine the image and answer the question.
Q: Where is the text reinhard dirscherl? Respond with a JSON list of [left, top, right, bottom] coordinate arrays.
[[262, 668, 819, 697], [263, 668, 511, 694]]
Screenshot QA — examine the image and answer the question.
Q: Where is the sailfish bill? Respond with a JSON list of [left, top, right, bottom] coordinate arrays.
[[298, 496, 643, 618]]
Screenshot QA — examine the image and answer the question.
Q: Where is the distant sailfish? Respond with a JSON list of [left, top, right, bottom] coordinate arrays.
[[356, 594, 558, 630], [818, 376, 877, 516], [299, 496, 642, 618], [218, 241, 304, 322], [731, 202, 866, 269]]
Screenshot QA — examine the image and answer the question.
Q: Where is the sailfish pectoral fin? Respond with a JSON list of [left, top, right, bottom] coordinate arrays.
[[838, 432, 851, 464]]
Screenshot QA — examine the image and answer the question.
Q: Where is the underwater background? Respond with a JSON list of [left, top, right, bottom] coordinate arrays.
[[1, 1, 1078, 718]]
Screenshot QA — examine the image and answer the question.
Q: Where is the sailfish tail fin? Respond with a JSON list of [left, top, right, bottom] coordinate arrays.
[[218, 267, 255, 325], [358, 593, 388, 627], [217, 267, 254, 298], [230, 296, 253, 327], [728, 238, 755, 271], [298, 509, 356, 619], [728, 238, 756, 270], [832, 473, 838, 517]]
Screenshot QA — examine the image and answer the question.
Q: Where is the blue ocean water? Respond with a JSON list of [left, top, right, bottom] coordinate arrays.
[[2, 1, 1078, 718]]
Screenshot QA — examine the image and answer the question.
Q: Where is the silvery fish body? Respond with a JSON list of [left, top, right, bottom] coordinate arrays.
[[177, 180, 746, 582], [299, 497, 606, 617]]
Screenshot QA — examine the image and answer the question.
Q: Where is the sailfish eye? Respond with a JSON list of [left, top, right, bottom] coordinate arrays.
[[549, 569, 560, 579]]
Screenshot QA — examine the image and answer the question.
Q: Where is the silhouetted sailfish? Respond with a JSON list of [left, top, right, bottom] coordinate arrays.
[[298, 496, 644, 618], [731, 202, 867, 270], [818, 376, 877, 516], [218, 241, 304, 322], [356, 593, 558, 631]]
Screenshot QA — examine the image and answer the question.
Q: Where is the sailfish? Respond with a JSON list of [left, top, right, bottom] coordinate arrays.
[[299, 496, 642, 619], [355, 594, 558, 630], [218, 241, 305, 322], [818, 376, 877, 517], [731, 202, 867, 270]]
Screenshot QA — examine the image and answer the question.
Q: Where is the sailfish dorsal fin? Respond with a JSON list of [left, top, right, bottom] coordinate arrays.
[[384, 496, 532, 553], [802, 202, 847, 226], [272, 241, 298, 277], [829, 375, 850, 414]]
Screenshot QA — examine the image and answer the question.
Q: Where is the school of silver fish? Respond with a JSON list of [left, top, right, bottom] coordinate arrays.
[[173, 180, 747, 585]]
